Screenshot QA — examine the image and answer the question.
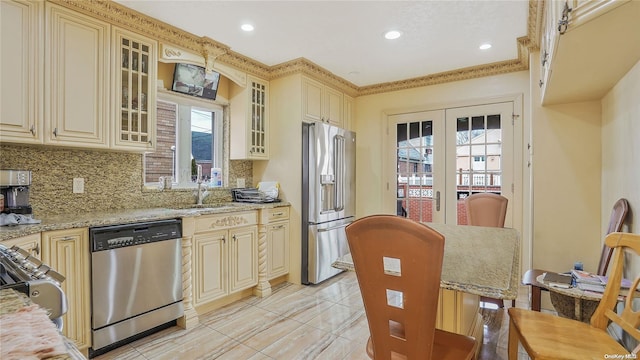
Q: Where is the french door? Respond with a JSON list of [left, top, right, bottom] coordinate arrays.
[[388, 102, 514, 225]]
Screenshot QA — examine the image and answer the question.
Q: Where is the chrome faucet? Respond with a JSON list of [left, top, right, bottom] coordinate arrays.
[[195, 165, 209, 205]]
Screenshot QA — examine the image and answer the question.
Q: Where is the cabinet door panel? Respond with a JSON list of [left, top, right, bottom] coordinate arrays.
[[112, 27, 157, 151], [230, 226, 257, 292], [267, 221, 289, 279], [193, 231, 227, 305], [41, 228, 90, 351], [2, 233, 41, 259], [45, 4, 109, 147], [302, 78, 323, 122], [324, 87, 343, 127], [0, 0, 42, 144]]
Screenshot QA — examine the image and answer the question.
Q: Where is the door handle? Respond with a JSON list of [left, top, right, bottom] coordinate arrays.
[[317, 223, 351, 232], [435, 191, 441, 211]]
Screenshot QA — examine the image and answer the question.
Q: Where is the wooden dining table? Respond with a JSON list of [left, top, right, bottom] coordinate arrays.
[[332, 222, 521, 300]]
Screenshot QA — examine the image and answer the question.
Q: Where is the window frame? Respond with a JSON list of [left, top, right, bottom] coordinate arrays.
[[144, 92, 226, 190]]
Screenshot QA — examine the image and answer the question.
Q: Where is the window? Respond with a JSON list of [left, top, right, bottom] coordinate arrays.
[[144, 99, 224, 187]]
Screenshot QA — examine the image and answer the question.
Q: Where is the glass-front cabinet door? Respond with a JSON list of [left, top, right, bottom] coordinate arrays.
[[112, 27, 157, 151], [250, 79, 268, 157]]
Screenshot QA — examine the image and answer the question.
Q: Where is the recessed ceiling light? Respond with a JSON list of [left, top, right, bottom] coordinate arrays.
[[384, 30, 402, 40], [479, 43, 492, 50], [241, 23, 254, 32]]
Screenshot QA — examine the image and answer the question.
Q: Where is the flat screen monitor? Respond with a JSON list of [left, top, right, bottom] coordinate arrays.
[[171, 63, 220, 100]]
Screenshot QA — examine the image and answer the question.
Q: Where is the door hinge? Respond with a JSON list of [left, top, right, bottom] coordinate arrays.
[[512, 113, 520, 125], [511, 183, 515, 193]]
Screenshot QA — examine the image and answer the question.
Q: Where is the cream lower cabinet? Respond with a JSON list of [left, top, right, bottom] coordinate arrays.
[[192, 211, 258, 307], [264, 207, 290, 280], [1, 233, 42, 259], [41, 228, 91, 353]]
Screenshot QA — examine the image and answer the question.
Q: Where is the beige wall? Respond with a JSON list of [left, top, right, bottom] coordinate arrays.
[[602, 60, 640, 277]]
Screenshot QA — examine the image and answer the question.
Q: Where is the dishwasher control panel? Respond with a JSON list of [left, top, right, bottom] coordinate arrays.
[[90, 219, 182, 252]]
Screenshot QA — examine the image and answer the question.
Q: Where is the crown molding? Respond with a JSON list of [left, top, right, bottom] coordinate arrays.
[[269, 58, 359, 97], [54, 0, 542, 97]]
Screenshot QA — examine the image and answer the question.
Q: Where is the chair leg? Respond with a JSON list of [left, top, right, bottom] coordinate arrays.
[[507, 316, 520, 360], [531, 285, 541, 311]]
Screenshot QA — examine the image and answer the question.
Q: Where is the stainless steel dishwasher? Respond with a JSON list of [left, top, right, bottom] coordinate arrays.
[[89, 219, 183, 358]]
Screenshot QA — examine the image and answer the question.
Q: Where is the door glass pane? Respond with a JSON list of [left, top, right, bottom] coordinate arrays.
[[396, 120, 434, 222], [456, 113, 503, 224]]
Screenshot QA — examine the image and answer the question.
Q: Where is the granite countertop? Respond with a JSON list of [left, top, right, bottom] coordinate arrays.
[[0, 202, 290, 242], [333, 222, 521, 300]]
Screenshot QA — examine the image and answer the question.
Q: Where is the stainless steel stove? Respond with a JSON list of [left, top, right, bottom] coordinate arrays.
[[0, 244, 68, 329]]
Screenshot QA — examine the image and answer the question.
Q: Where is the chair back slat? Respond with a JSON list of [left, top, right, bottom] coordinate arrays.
[[591, 232, 640, 344], [346, 215, 445, 360]]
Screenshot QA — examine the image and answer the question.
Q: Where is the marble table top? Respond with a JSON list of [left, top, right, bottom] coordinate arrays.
[[333, 222, 520, 300]]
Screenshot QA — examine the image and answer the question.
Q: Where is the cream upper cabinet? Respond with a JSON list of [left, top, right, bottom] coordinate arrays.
[[302, 76, 343, 127], [540, 0, 639, 104], [230, 75, 269, 160], [112, 27, 157, 151], [0, 0, 43, 144], [343, 94, 354, 131], [45, 3, 110, 148], [41, 228, 91, 353]]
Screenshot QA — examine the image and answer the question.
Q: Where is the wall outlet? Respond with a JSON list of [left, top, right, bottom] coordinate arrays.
[[73, 178, 85, 193], [237, 178, 245, 188]]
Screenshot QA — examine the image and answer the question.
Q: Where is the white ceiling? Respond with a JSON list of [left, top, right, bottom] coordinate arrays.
[[114, 0, 530, 87]]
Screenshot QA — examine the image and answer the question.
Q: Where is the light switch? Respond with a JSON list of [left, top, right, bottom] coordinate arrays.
[[73, 178, 84, 193]]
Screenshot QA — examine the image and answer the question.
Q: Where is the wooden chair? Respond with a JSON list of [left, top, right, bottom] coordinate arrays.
[[508, 231, 640, 359], [464, 193, 514, 308], [346, 215, 478, 360], [522, 198, 629, 311]]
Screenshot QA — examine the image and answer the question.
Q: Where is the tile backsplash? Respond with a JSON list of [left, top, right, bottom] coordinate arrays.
[[0, 144, 252, 216]]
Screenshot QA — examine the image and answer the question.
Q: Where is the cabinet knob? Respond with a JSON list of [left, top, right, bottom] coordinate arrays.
[[539, 80, 544, 88], [34, 243, 40, 256], [53, 127, 58, 137], [30, 125, 36, 136]]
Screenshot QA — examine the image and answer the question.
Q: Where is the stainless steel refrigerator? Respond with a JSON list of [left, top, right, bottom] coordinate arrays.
[[302, 121, 356, 284]]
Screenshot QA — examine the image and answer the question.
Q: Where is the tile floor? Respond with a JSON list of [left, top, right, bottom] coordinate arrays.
[[94, 271, 533, 360]]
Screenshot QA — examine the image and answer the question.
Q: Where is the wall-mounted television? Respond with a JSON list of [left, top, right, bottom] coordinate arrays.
[[171, 63, 220, 100]]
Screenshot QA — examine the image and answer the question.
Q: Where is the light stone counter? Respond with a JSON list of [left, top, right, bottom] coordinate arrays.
[[333, 222, 520, 300], [0, 202, 290, 242]]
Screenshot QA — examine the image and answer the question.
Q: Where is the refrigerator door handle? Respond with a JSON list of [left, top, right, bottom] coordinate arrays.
[[317, 222, 351, 232], [334, 134, 345, 211]]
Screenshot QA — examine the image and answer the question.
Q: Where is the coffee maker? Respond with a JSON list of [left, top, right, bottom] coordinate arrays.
[[0, 170, 33, 215]]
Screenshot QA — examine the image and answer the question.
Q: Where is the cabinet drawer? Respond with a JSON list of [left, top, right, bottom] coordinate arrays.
[[267, 207, 289, 222], [195, 211, 257, 233]]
